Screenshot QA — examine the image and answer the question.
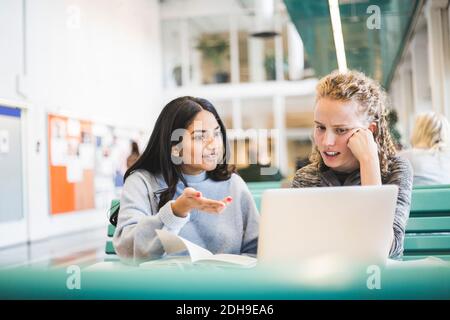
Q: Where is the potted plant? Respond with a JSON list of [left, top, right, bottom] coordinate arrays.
[[264, 54, 289, 81], [264, 54, 276, 81], [196, 35, 229, 83]]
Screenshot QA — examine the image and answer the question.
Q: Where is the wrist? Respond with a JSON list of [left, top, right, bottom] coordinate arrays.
[[171, 200, 190, 218], [359, 158, 382, 185], [359, 153, 380, 167]]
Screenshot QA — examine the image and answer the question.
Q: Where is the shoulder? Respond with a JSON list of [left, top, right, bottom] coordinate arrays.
[[126, 169, 149, 182], [388, 155, 412, 173], [229, 173, 250, 190], [124, 169, 159, 191], [292, 163, 321, 187], [296, 163, 320, 175], [385, 155, 413, 186]]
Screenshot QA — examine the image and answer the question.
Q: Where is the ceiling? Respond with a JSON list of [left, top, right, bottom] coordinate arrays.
[[283, 0, 422, 88]]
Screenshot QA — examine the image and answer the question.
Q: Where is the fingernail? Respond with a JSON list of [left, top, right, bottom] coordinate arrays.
[[226, 197, 233, 202], [196, 192, 201, 198]]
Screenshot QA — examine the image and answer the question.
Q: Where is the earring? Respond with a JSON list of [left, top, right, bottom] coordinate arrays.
[[171, 148, 182, 165]]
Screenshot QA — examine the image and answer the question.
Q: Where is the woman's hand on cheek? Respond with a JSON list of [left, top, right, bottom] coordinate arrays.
[[347, 128, 379, 164], [171, 187, 232, 217], [347, 128, 382, 186]]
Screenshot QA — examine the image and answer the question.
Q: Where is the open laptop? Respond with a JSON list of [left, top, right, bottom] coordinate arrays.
[[257, 185, 398, 266]]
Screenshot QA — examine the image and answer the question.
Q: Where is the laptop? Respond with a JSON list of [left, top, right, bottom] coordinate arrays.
[[257, 185, 398, 266]]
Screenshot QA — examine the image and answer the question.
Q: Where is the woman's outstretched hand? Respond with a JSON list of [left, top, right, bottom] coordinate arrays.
[[171, 187, 232, 217]]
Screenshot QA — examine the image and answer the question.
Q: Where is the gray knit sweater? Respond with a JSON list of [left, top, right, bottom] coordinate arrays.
[[113, 170, 259, 264], [291, 156, 413, 259]]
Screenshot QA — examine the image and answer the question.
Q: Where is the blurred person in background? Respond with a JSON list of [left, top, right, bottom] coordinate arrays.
[[127, 141, 141, 169], [400, 112, 450, 186]]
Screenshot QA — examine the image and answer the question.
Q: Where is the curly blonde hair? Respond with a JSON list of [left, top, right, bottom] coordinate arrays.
[[410, 112, 450, 151], [310, 70, 397, 179]]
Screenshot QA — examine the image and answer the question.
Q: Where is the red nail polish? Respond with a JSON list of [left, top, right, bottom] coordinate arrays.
[[227, 197, 233, 202], [196, 193, 201, 198]]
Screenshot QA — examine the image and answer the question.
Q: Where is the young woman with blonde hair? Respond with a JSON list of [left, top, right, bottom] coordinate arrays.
[[401, 112, 450, 185], [292, 70, 413, 259]]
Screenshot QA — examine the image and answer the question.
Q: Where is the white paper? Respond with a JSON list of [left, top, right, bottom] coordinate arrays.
[[67, 119, 81, 137], [79, 144, 95, 169], [66, 156, 83, 183], [156, 229, 214, 262], [50, 139, 68, 166], [155, 229, 257, 267]]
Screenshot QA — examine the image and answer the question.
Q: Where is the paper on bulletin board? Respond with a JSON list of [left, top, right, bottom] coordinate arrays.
[[79, 143, 95, 169], [51, 139, 68, 166], [66, 156, 83, 183], [0, 130, 9, 154], [67, 119, 81, 137]]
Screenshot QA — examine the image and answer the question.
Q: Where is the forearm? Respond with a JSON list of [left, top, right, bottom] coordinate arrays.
[[114, 201, 190, 263], [359, 157, 382, 186], [389, 221, 405, 259]]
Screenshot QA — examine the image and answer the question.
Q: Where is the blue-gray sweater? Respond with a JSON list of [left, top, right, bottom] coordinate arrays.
[[113, 170, 259, 263]]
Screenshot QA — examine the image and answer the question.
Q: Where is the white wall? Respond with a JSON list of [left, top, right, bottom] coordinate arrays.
[[0, 0, 162, 245], [0, 0, 23, 101]]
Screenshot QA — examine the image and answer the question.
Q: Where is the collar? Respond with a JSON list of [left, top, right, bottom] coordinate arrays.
[[320, 166, 361, 186]]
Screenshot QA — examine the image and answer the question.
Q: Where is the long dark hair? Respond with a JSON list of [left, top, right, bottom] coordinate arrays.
[[110, 96, 234, 226]]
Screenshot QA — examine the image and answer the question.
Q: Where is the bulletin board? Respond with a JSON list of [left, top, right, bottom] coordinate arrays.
[[48, 115, 95, 214], [48, 114, 147, 215]]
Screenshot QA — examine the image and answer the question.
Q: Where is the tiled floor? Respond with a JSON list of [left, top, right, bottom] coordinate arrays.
[[0, 228, 107, 269]]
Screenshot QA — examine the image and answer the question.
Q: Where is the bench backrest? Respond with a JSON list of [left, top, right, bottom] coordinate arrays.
[[247, 181, 282, 211], [403, 185, 450, 260], [105, 200, 119, 258]]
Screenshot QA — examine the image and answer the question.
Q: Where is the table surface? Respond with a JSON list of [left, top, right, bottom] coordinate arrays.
[[1, 257, 449, 299]]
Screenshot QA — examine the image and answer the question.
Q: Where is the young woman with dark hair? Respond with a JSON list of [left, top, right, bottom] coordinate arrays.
[[112, 96, 259, 264]]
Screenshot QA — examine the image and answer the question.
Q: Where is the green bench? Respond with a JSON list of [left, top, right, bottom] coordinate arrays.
[[105, 200, 119, 259], [247, 181, 282, 211], [403, 184, 450, 260]]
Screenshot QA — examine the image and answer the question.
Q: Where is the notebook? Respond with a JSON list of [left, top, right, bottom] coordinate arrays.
[[139, 229, 257, 268]]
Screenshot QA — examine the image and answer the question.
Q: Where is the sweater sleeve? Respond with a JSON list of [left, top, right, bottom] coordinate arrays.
[[235, 175, 260, 255], [113, 172, 190, 264], [386, 157, 413, 259]]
